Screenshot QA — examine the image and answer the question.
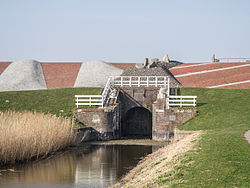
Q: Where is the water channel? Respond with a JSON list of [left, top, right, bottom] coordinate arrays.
[[0, 144, 153, 188]]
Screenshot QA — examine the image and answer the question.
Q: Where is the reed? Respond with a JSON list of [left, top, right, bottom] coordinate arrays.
[[0, 111, 76, 165]]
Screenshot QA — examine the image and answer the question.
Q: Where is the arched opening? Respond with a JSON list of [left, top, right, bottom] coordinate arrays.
[[122, 107, 152, 138]]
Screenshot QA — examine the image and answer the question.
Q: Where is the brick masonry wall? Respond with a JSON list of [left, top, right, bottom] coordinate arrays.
[[119, 87, 159, 137], [74, 104, 120, 139], [120, 87, 160, 112], [152, 99, 196, 141]]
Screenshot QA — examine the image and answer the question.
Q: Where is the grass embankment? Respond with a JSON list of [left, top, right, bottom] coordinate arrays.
[[0, 87, 102, 118], [170, 88, 250, 187], [115, 88, 250, 187], [0, 111, 76, 165]]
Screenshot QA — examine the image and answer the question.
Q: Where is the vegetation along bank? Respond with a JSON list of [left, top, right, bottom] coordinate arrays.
[[113, 88, 250, 187], [0, 87, 249, 187], [0, 87, 101, 165], [0, 111, 75, 165]]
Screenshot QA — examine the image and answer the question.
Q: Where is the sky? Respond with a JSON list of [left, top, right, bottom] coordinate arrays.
[[0, 0, 250, 63]]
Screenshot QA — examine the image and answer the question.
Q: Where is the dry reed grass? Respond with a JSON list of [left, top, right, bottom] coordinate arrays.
[[0, 111, 76, 165]]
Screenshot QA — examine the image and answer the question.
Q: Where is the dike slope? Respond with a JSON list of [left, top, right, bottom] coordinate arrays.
[[74, 60, 123, 87], [0, 60, 47, 92]]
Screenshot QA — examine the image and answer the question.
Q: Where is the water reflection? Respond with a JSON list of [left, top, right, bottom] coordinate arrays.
[[0, 145, 152, 188]]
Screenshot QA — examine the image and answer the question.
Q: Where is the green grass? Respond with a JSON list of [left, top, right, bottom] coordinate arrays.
[[1, 87, 249, 186], [0, 87, 102, 117], [156, 88, 250, 187]]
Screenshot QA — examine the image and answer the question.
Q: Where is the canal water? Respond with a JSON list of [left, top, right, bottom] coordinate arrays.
[[0, 145, 152, 188]]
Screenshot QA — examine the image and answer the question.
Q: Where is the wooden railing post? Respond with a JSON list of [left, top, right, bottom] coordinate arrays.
[[76, 96, 78, 108], [167, 77, 170, 96], [166, 96, 169, 109], [101, 96, 104, 108]]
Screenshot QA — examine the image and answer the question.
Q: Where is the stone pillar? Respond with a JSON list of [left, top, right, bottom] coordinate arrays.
[[152, 99, 172, 141], [152, 99, 196, 141], [212, 54, 216, 63], [73, 104, 121, 140], [163, 54, 170, 63], [143, 58, 149, 67]]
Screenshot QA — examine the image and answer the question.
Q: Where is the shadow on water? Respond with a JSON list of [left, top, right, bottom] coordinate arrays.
[[0, 145, 152, 188]]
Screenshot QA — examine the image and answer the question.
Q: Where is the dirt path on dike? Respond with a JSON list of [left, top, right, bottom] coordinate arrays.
[[110, 131, 203, 188], [87, 139, 170, 146]]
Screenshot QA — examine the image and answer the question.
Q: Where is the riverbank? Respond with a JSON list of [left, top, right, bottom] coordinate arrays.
[[0, 111, 76, 165], [0, 87, 249, 186], [114, 88, 250, 187], [111, 131, 202, 187], [88, 139, 169, 146]]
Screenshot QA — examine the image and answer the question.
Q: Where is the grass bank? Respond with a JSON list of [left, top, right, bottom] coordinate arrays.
[[115, 88, 250, 187], [170, 88, 250, 187], [0, 87, 102, 118], [0, 87, 101, 165], [0, 111, 76, 165], [112, 132, 202, 188]]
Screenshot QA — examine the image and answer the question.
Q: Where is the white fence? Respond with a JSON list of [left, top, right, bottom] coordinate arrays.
[[167, 95, 197, 108], [75, 76, 170, 108], [75, 95, 103, 108], [75, 76, 197, 109], [75, 78, 113, 108], [111, 76, 170, 88]]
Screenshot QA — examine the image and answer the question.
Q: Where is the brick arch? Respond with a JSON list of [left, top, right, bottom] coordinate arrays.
[[122, 107, 152, 138]]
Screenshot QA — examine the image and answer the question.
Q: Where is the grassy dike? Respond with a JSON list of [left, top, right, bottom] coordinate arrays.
[[171, 88, 250, 187], [0, 87, 249, 186], [0, 87, 102, 117], [113, 88, 250, 187]]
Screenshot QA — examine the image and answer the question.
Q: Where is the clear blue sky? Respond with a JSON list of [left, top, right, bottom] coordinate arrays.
[[0, 0, 249, 63]]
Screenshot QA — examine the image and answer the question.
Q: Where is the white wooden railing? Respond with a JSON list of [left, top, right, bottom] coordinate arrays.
[[102, 78, 112, 106], [75, 76, 170, 108], [167, 95, 197, 108], [75, 95, 103, 108], [75, 76, 197, 109], [75, 78, 113, 108], [111, 76, 170, 88]]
